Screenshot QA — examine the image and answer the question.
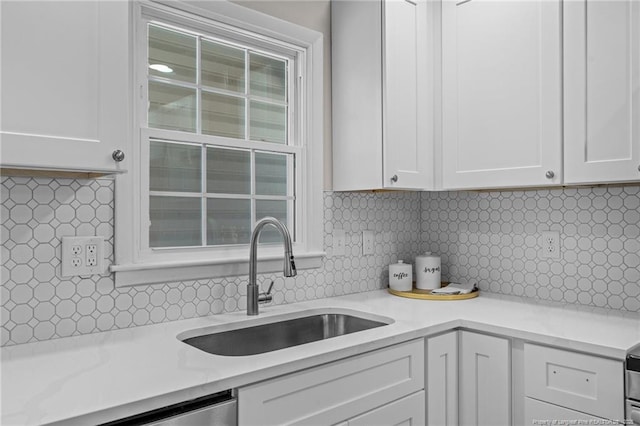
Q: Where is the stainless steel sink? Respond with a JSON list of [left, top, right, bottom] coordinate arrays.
[[181, 312, 390, 356]]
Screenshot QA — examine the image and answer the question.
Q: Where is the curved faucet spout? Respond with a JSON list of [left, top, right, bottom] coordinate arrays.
[[247, 217, 296, 315]]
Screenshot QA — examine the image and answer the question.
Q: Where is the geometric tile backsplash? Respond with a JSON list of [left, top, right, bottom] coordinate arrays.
[[1, 176, 639, 346], [421, 186, 640, 312]]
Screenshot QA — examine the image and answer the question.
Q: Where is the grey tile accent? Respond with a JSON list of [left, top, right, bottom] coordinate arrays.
[[1, 177, 421, 346], [421, 187, 640, 312]]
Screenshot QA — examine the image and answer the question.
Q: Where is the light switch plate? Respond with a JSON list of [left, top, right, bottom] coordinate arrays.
[[61, 236, 104, 277]]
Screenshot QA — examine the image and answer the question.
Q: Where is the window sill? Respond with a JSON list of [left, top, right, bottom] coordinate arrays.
[[111, 251, 325, 287]]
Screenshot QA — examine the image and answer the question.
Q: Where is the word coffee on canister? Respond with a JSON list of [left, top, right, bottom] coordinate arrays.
[[389, 260, 412, 291]]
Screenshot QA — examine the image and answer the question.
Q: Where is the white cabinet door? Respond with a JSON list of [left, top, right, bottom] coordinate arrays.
[[524, 398, 607, 425], [564, 0, 640, 184], [442, 0, 562, 189], [426, 331, 458, 426], [332, 0, 433, 191], [382, 0, 432, 190], [237, 339, 424, 425], [0, 0, 129, 174], [349, 391, 426, 426], [459, 331, 511, 426]]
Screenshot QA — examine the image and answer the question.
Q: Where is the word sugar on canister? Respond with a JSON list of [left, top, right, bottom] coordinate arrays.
[[416, 252, 441, 290]]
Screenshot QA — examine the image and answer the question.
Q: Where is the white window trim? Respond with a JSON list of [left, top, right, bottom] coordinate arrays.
[[112, 0, 324, 287]]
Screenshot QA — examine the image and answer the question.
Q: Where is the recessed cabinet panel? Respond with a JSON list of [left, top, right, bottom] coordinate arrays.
[[237, 339, 424, 425], [0, 0, 129, 173], [524, 343, 624, 421], [459, 331, 511, 426], [332, 0, 432, 191], [383, 0, 431, 189], [564, 0, 640, 184], [442, 0, 562, 189], [524, 398, 606, 425], [426, 331, 458, 426], [348, 391, 425, 426]]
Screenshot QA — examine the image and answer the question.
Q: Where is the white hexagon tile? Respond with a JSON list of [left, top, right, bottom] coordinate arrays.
[[421, 187, 640, 312], [0, 177, 421, 346], [1, 176, 639, 347]]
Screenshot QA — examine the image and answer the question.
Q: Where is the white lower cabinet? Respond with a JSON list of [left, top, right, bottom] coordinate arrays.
[[426, 331, 511, 426], [426, 331, 458, 426], [237, 339, 424, 425], [349, 391, 426, 426], [459, 331, 511, 426], [523, 343, 624, 422], [524, 398, 607, 425]]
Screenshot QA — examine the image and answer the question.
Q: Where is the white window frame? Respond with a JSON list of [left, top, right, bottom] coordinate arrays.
[[112, 0, 324, 287]]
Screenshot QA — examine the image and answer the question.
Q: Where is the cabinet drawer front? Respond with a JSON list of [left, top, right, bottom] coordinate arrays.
[[525, 397, 607, 424], [238, 339, 424, 426], [349, 391, 425, 426], [524, 343, 624, 420]]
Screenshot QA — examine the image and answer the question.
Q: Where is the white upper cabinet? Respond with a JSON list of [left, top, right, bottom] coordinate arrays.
[[0, 0, 129, 174], [564, 0, 640, 184], [332, 0, 433, 191], [441, 0, 562, 189]]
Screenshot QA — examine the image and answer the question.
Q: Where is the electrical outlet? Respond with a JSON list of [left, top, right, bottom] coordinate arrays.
[[333, 229, 346, 256], [62, 236, 104, 277], [362, 230, 375, 255], [541, 231, 560, 259]]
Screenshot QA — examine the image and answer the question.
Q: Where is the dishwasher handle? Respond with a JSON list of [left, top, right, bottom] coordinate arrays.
[[100, 390, 236, 426]]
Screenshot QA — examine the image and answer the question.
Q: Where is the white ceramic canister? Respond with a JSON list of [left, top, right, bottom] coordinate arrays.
[[415, 252, 441, 290], [389, 260, 413, 291]]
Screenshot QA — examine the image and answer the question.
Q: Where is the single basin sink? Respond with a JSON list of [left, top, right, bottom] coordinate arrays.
[[181, 312, 390, 356]]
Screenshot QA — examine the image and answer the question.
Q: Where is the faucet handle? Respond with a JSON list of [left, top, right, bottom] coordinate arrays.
[[258, 281, 274, 304]]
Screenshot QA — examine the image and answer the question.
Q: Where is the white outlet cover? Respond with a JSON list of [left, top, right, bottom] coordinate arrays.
[[541, 231, 560, 259], [362, 230, 375, 255], [333, 229, 346, 256], [61, 236, 105, 277]]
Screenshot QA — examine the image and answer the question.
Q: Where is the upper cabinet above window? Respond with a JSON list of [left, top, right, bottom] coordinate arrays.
[[0, 0, 130, 175], [332, 0, 434, 191]]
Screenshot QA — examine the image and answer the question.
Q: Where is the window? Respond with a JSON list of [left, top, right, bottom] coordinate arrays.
[[113, 1, 324, 286], [145, 23, 296, 248]]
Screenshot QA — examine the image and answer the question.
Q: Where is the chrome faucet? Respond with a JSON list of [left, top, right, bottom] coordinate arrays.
[[247, 217, 296, 315]]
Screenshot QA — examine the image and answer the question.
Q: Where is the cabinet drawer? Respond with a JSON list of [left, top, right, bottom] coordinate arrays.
[[524, 343, 624, 420], [238, 339, 424, 425], [525, 397, 607, 424]]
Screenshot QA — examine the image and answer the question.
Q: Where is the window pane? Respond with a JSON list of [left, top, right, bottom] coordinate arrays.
[[250, 53, 286, 102], [149, 82, 196, 132], [148, 24, 196, 83], [256, 200, 289, 243], [250, 101, 286, 144], [202, 40, 245, 93], [202, 92, 245, 139], [255, 152, 288, 196], [150, 142, 201, 192], [206, 147, 250, 194], [150, 196, 201, 247], [207, 198, 251, 245]]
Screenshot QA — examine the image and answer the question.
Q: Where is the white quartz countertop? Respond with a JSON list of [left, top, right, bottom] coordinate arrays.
[[2, 290, 639, 425]]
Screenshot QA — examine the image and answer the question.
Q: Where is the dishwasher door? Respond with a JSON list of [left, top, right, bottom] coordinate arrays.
[[148, 399, 236, 426], [101, 390, 236, 426]]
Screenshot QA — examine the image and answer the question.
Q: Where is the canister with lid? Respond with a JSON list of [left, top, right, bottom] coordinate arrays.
[[389, 260, 413, 291], [416, 252, 441, 290]]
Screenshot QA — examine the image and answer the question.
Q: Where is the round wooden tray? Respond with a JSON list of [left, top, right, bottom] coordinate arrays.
[[388, 284, 479, 301]]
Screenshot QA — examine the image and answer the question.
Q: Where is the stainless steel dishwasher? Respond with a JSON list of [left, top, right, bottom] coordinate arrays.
[[100, 389, 236, 426]]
